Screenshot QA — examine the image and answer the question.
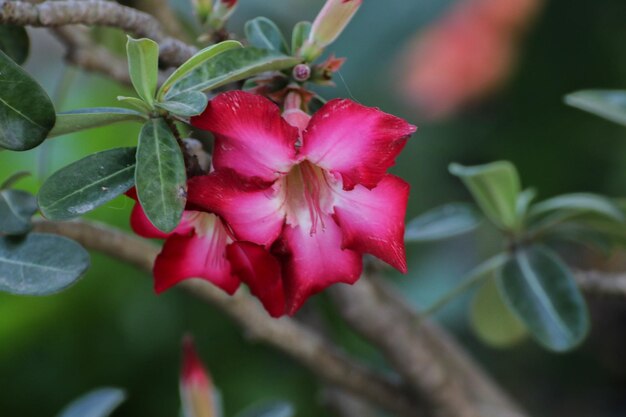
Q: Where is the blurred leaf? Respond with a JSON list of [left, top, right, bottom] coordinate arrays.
[[38, 148, 136, 220], [245, 17, 289, 54], [159, 40, 242, 99], [0, 233, 90, 295], [529, 193, 624, 224], [156, 91, 208, 117], [0, 25, 29, 65], [0, 49, 56, 151], [405, 203, 481, 242], [126, 37, 159, 106], [57, 388, 126, 417], [166, 47, 300, 98], [135, 118, 186, 233], [565, 90, 626, 127], [117, 96, 153, 113], [471, 277, 527, 348], [449, 161, 521, 231], [291, 21, 311, 54], [497, 245, 589, 352], [236, 402, 294, 417], [516, 188, 537, 220], [0, 189, 37, 235], [49, 108, 146, 138]]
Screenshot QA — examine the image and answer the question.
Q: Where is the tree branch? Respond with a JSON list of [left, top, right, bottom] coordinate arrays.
[[33, 219, 420, 417], [0, 0, 197, 66]]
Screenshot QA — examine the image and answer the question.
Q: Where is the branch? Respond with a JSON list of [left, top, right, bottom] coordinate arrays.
[[575, 269, 626, 297], [33, 220, 420, 417], [0, 0, 197, 66]]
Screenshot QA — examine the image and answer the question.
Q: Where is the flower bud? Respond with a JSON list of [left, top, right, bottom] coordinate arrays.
[[301, 0, 362, 61], [209, 0, 238, 30], [192, 0, 213, 24], [292, 64, 311, 82], [180, 336, 217, 417]]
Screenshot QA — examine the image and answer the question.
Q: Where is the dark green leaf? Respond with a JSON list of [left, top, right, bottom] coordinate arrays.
[[166, 47, 300, 98], [236, 402, 294, 417], [529, 193, 624, 224], [49, 107, 146, 138], [0, 49, 56, 151], [291, 21, 311, 54], [245, 17, 289, 54], [0, 233, 90, 295], [0, 189, 37, 235], [57, 388, 126, 417], [449, 161, 521, 231], [565, 90, 626, 127], [156, 91, 208, 117], [135, 118, 186, 233], [405, 203, 481, 242], [497, 245, 589, 351], [38, 148, 136, 220], [126, 37, 159, 106], [0, 25, 29, 65]]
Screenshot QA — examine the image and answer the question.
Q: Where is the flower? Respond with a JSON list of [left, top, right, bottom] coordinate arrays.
[[188, 91, 416, 315], [180, 335, 218, 417]]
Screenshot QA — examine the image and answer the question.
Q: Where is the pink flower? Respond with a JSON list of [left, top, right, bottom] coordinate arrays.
[[180, 335, 218, 417], [188, 91, 416, 315]]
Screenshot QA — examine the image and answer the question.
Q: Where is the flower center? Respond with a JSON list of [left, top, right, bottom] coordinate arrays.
[[283, 161, 336, 235]]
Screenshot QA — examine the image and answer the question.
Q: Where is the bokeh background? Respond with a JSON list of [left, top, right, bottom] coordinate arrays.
[[2, 0, 626, 416]]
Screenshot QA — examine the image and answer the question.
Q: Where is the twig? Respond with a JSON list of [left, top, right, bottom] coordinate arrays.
[[32, 219, 421, 417], [0, 0, 197, 66], [323, 387, 377, 417]]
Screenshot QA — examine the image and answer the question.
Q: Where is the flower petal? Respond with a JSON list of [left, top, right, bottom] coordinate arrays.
[[191, 91, 298, 182], [333, 175, 410, 273], [227, 242, 286, 317], [188, 170, 286, 247], [130, 201, 196, 239], [301, 99, 416, 190], [279, 214, 362, 315], [153, 214, 240, 294]]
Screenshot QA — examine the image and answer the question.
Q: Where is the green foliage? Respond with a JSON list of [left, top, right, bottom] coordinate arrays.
[[57, 388, 126, 417], [126, 37, 159, 107], [135, 118, 186, 233], [245, 17, 290, 54], [497, 245, 589, 352], [528, 193, 624, 224], [38, 148, 136, 221], [0, 50, 55, 151], [49, 108, 146, 138], [236, 402, 295, 417], [405, 203, 482, 242], [156, 91, 209, 117], [0, 189, 38, 235], [291, 22, 312, 55], [565, 90, 626, 127], [0, 233, 90, 296], [0, 25, 29, 65]]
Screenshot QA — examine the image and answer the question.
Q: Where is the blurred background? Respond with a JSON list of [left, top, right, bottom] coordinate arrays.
[[2, 0, 626, 416]]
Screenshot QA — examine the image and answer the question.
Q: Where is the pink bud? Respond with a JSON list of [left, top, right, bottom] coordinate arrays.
[[208, 0, 238, 30], [180, 336, 217, 417], [292, 64, 311, 82]]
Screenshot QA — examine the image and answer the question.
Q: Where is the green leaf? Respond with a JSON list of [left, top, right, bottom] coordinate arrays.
[[49, 107, 146, 138], [57, 388, 126, 417], [449, 161, 521, 231], [565, 90, 626, 127], [405, 203, 481, 242], [529, 193, 624, 224], [291, 21, 312, 54], [497, 245, 589, 352], [158, 40, 242, 100], [166, 47, 300, 98], [135, 118, 186, 233], [236, 402, 294, 417], [126, 37, 159, 106], [0, 189, 37, 235], [38, 148, 136, 221], [0, 49, 56, 151], [117, 96, 153, 113], [470, 277, 527, 348], [0, 233, 90, 295], [245, 17, 289, 54], [156, 91, 208, 117], [0, 25, 29, 65]]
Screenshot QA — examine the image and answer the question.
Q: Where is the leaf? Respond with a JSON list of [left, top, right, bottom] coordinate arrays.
[[470, 277, 527, 348], [117, 96, 153, 113], [135, 118, 186, 233], [449, 161, 521, 231], [0, 233, 90, 295], [57, 388, 126, 417], [529, 193, 624, 224], [0, 25, 29, 65], [38, 148, 136, 220], [291, 21, 311, 54], [165, 47, 300, 98], [156, 91, 208, 117], [497, 245, 589, 351], [245, 17, 289, 54], [236, 402, 294, 417], [565, 90, 626, 127], [0, 49, 56, 151], [158, 40, 242, 99], [0, 189, 37, 235], [126, 37, 159, 106], [405, 203, 482, 242], [49, 107, 146, 138]]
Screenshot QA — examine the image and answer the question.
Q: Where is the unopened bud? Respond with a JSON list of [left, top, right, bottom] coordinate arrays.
[[192, 0, 213, 24], [292, 64, 311, 82], [181, 336, 217, 417], [209, 0, 238, 30]]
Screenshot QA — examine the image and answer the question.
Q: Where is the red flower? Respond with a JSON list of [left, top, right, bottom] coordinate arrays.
[[188, 91, 416, 315]]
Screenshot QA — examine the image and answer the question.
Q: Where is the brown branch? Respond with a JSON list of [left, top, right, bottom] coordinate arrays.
[[323, 387, 377, 417], [575, 269, 626, 297], [33, 219, 420, 417], [0, 0, 197, 66]]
